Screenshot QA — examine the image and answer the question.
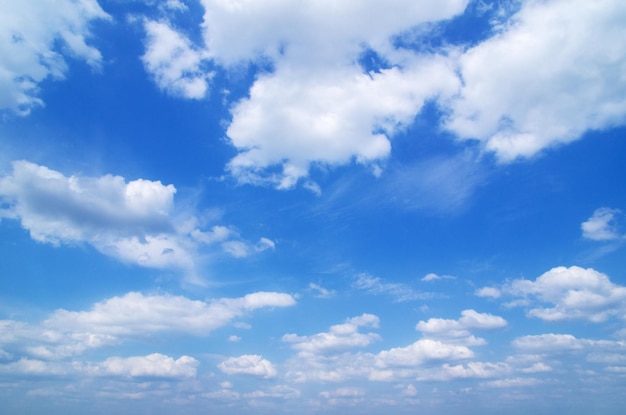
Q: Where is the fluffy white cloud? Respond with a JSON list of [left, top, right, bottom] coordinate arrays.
[[134, 0, 626, 189], [0, 0, 109, 114], [478, 266, 626, 322], [0, 291, 296, 383], [0, 161, 275, 273], [582, 208, 624, 241], [283, 314, 380, 354], [416, 362, 510, 381], [416, 309, 507, 344], [142, 19, 212, 99], [376, 339, 473, 367], [445, 0, 626, 161], [46, 291, 296, 337], [225, 57, 460, 188], [218, 354, 277, 378], [95, 353, 198, 379]]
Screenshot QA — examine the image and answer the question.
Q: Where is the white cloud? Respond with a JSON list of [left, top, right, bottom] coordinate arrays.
[[0, 161, 275, 274], [244, 385, 301, 400], [308, 283, 336, 299], [0, 290, 295, 375], [475, 287, 501, 298], [0, 353, 199, 380], [46, 291, 296, 337], [134, 0, 467, 188], [512, 334, 587, 351], [376, 339, 474, 367], [495, 266, 626, 322], [218, 355, 277, 378], [481, 377, 541, 388], [582, 208, 624, 241], [225, 57, 460, 188], [95, 353, 198, 379], [142, 19, 212, 99], [445, 0, 626, 161], [422, 273, 456, 282], [0, 0, 109, 114], [283, 314, 380, 354], [416, 309, 507, 344], [353, 274, 430, 302], [416, 362, 509, 381]]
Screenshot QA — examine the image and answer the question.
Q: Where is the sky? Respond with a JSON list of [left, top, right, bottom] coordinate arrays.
[[0, 0, 625, 414]]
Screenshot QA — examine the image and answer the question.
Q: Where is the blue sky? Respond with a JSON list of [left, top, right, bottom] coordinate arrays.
[[1, 0, 626, 413]]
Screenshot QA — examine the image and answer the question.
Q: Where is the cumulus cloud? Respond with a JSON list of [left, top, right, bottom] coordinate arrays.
[[46, 291, 296, 337], [225, 57, 460, 188], [131, 0, 626, 189], [142, 19, 212, 99], [416, 309, 507, 344], [582, 208, 624, 241], [283, 314, 380, 354], [95, 353, 198, 379], [0, 353, 199, 380], [445, 0, 626, 161], [218, 354, 277, 378], [0, 0, 109, 114], [0, 161, 275, 274], [376, 339, 474, 367], [477, 266, 626, 322], [0, 291, 295, 366]]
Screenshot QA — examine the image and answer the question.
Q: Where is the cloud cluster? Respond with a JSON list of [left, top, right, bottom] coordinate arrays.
[[283, 314, 380, 354], [0, 161, 275, 275], [416, 309, 507, 344], [133, 0, 626, 188], [477, 266, 626, 322], [282, 310, 511, 383], [0, 290, 296, 363], [0, 0, 109, 114]]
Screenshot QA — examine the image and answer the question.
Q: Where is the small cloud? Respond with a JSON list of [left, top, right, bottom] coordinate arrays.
[[308, 283, 336, 299], [218, 355, 277, 378], [422, 273, 456, 282], [354, 273, 431, 302], [581, 208, 624, 241], [475, 287, 501, 298], [228, 335, 241, 342]]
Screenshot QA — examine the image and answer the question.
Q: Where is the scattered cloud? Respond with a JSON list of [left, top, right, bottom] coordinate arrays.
[[0, 291, 296, 364], [477, 266, 626, 322], [0, 0, 110, 114], [0, 161, 275, 277], [218, 354, 277, 379], [308, 283, 336, 299], [416, 309, 507, 344], [353, 274, 431, 302], [283, 314, 380, 354], [582, 208, 625, 241]]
